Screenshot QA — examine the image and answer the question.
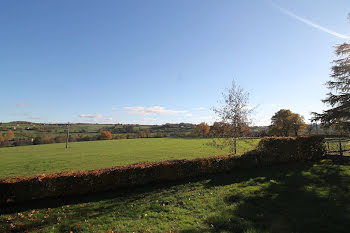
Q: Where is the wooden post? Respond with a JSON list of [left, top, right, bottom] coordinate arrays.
[[327, 141, 330, 152], [339, 140, 343, 156], [234, 137, 237, 155], [66, 123, 69, 149]]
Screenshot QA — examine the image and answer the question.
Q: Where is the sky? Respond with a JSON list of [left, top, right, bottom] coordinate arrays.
[[1, 0, 349, 126]]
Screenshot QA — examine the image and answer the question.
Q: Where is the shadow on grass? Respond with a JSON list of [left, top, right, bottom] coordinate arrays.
[[182, 159, 350, 233], [2, 158, 350, 232]]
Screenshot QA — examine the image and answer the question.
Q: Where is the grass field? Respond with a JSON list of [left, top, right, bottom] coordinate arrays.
[[0, 138, 259, 178], [1, 159, 349, 232]]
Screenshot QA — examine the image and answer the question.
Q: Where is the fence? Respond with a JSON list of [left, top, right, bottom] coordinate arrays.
[[325, 138, 350, 155]]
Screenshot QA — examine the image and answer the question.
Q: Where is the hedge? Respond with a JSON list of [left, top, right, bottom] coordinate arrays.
[[0, 136, 326, 205], [256, 136, 326, 165]]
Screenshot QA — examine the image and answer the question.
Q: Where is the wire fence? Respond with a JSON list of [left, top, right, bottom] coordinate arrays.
[[325, 138, 350, 156]]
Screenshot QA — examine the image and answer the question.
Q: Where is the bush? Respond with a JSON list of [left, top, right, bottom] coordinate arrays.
[[54, 135, 66, 143], [0, 141, 11, 148], [257, 136, 326, 165], [99, 130, 113, 140], [13, 139, 32, 146], [33, 136, 54, 145]]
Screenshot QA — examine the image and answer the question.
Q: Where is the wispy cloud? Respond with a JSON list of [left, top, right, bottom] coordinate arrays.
[[193, 107, 206, 111], [144, 118, 157, 121], [16, 102, 30, 107], [124, 106, 187, 116], [111, 107, 118, 110], [79, 114, 103, 119], [28, 116, 44, 120], [271, 1, 350, 41]]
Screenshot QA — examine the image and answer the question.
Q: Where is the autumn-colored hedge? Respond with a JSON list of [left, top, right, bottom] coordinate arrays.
[[0, 136, 326, 205]]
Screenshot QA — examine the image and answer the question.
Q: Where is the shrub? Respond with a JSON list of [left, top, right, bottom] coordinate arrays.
[[13, 139, 32, 146], [99, 130, 113, 140], [257, 136, 326, 165], [0, 140, 11, 147], [4, 130, 14, 141], [54, 135, 66, 143], [33, 136, 54, 145]]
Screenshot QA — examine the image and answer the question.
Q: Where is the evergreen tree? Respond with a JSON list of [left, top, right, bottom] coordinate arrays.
[[313, 20, 350, 134]]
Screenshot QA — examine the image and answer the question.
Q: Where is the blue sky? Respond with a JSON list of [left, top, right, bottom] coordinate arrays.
[[1, 0, 349, 125]]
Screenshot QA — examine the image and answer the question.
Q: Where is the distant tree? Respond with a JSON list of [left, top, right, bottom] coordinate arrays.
[[4, 130, 14, 141], [193, 122, 210, 137], [55, 135, 66, 143], [123, 125, 135, 133], [0, 133, 4, 142], [210, 80, 253, 154], [290, 113, 307, 136], [100, 130, 113, 140], [312, 16, 350, 135], [143, 128, 151, 138], [210, 122, 231, 137], [269, 109, 307, 136], [33, 135, 54, 145]]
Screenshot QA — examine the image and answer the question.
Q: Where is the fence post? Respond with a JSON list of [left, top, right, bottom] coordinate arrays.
[[327, 141, 330, 152], [339, 140, 343, 156]]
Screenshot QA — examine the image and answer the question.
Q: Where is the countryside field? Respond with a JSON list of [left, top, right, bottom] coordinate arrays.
[[2, 159, 350, 233], [0, 138, 259, 178]]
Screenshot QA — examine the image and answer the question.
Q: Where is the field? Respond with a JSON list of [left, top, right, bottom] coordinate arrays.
[[0, 138, 259, 178], [1, 159, 350, 232]]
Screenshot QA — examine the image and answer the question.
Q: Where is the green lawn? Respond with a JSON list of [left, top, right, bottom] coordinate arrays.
[[1, 159, 350, 232], [0, 138, 259, 178]]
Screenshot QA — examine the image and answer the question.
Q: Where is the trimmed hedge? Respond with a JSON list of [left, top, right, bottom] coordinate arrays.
[[0, 136, 326, 205], [256, 136, 326, 165]]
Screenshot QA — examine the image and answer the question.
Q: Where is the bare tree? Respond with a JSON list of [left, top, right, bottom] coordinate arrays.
[[210, 80, 253, 155]]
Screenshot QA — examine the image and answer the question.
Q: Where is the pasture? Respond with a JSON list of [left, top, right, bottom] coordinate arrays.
[[1, 159, 349, 232], [0, 138, 259, 178]]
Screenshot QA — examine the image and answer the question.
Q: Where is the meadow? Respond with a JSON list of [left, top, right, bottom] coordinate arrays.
[[0, 138, 259, 178], [1, 159, 349, 232]]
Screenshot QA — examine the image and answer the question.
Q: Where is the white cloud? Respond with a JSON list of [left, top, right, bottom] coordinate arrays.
[[124, 106, 187, 116], [112, 107, 118, 110], [193, 107, 206, 111], [104, 117, 114, 121], [185, 113, 193, 117], [144, 118, 157, 121], [28, 116, 44, 120], [79, 114, 103, 119]]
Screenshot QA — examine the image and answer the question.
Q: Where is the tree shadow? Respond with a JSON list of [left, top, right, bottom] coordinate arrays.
[[2, 159, 350, 232], [182, 159, 350, 233]]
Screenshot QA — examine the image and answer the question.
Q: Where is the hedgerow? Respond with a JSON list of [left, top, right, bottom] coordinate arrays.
[[0, 136, 326, 205], [257, 136, 326, 165]]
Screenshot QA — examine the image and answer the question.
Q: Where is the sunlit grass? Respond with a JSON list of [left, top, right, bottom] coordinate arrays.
[[0, 138, 259, 178]]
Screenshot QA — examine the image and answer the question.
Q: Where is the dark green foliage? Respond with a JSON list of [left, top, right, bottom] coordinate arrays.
[[33, 136, 54, 145], [257, 136, 326, 165], [313, 41, 350, 134]]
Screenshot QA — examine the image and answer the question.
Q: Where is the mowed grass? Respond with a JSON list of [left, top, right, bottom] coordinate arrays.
[[1, 159, 350, 232], [0, 138, 259, 178]]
